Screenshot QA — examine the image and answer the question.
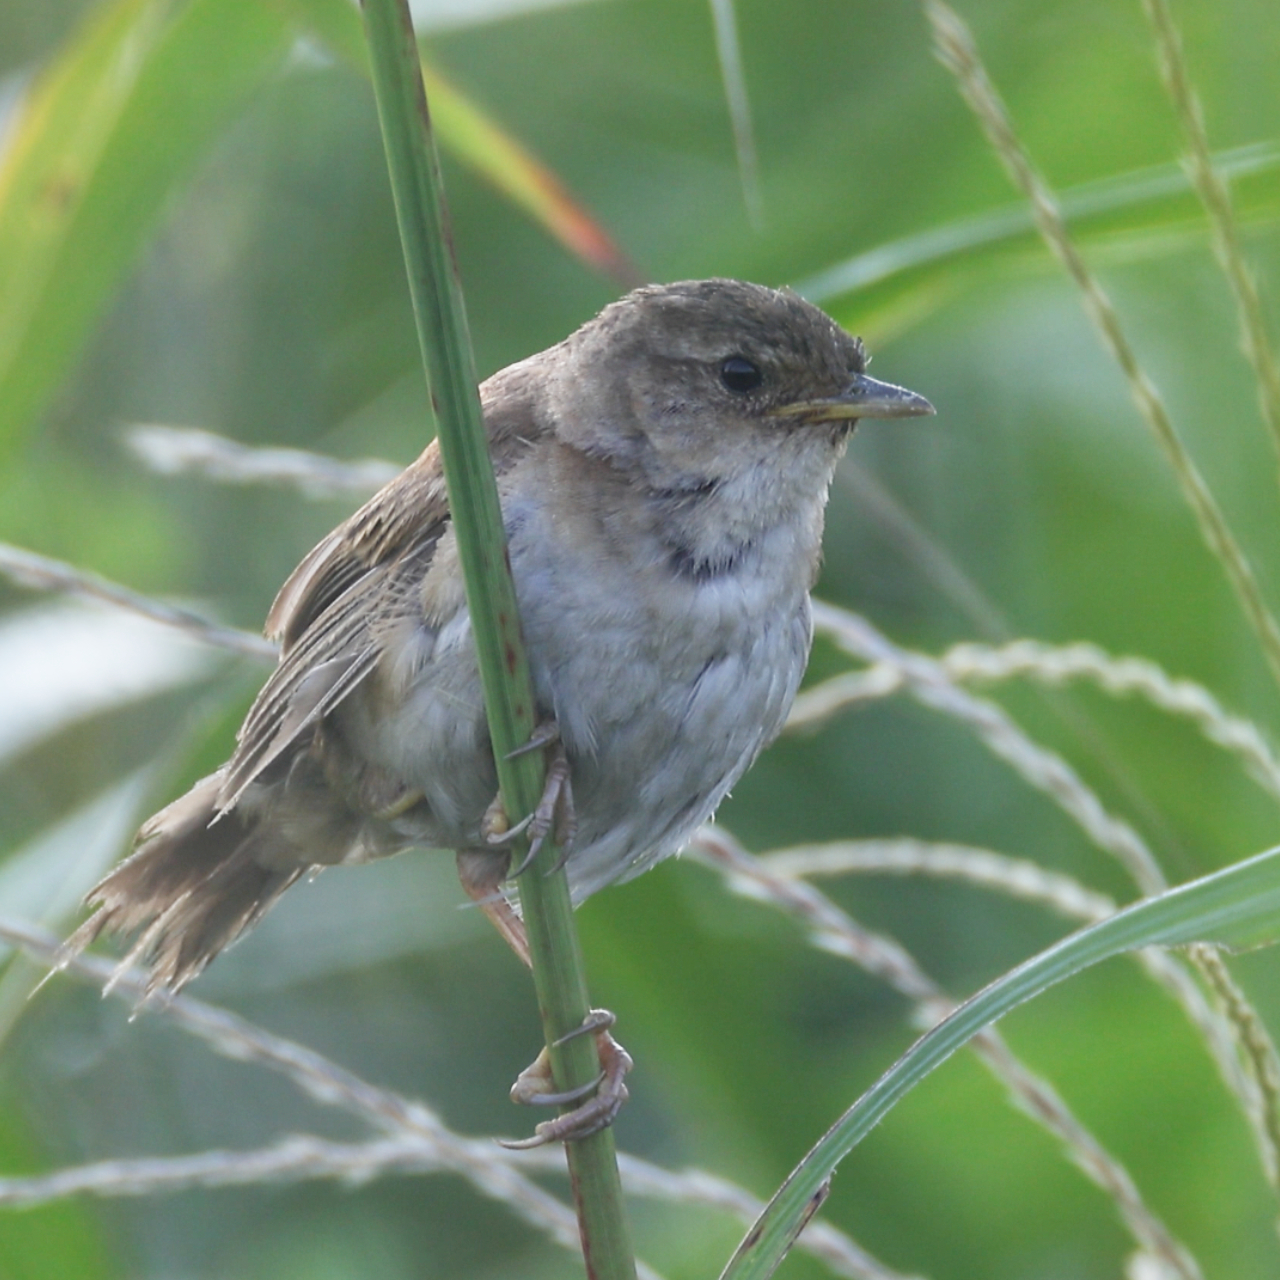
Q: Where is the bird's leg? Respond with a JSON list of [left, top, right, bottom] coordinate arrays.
[[480, 720, 577, 875], [455, 848, 632, 1147], [502, 1010, 633, 1149], [455, 847, 528, 963]]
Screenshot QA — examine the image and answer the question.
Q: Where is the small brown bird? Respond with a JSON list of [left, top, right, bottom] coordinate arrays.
[[65, 278, 932, 1138]]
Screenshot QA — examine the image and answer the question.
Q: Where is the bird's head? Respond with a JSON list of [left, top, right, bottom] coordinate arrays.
[[546, 278, 933, 498]]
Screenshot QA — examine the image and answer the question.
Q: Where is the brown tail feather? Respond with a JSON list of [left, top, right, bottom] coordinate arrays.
[[61, 772, 309, 998]]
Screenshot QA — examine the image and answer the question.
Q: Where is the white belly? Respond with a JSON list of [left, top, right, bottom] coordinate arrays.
[[337, 486, 816, 902], [511, 507, 813, 900]]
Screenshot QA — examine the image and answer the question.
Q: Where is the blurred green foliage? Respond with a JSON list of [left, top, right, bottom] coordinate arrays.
[[2, 0, 1280, 1276]]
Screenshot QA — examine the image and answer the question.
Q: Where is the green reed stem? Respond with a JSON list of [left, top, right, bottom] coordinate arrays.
[[358, 2, 635, 1274]]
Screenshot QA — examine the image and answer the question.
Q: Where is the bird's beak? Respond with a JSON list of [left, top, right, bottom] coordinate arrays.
[[773, 373, 935, 424]]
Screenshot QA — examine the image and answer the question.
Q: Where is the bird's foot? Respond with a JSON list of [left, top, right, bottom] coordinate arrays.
[[501, 1009, 633, 1148], [480, 721, 576, 874]]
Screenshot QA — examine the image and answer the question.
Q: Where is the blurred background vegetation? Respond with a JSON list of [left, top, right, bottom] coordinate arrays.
[[2, 0, 1280, 1276]]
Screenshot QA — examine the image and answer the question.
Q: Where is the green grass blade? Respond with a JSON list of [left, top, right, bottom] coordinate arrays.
[[285, 0, 640, 286], [797, 140, 1280, 310], [721, 845, 1280, 1280], [0, 0, 292, 453], [0, 1108, 119, 1280], [707, 0, 762, 230]]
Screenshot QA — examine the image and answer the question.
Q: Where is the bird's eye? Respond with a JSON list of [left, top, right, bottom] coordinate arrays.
[[720, 356, 763, 393]]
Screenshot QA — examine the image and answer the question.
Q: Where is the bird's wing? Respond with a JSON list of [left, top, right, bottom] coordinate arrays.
[[216, 370, 552, 815], [216, 447, 451, 812]]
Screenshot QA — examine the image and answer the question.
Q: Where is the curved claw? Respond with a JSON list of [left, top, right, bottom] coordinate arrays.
[[501, 1013, 634, 1149], [483, 809, 534, 848], [519, 1069, 606, 1108], [507, 745, 575, 878], [554, 1007, 615, 1046], [480, 719, 576, 873], [508, 836, 543, 879], [506, 720, 560, 759], [481, 784, 534, 849]]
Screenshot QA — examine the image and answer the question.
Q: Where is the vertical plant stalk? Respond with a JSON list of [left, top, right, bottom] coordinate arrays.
[[707, 0, 763, 229], [925, 0, 1280, 695], [1141, 0, 1280, 488], [357, 2, 635, 1275]]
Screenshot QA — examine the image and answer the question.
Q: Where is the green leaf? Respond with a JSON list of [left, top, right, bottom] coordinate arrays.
[[283, 0, 641, 285], [0, 0, 292, 453], [0, 1108, 118, 1280], [0, 772, 154, 1048], [721, 845, 1280, 1280], [797, 140, 1280, 336]]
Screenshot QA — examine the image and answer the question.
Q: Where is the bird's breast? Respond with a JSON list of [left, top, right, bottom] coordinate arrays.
[[507, 499, 814, 898]]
